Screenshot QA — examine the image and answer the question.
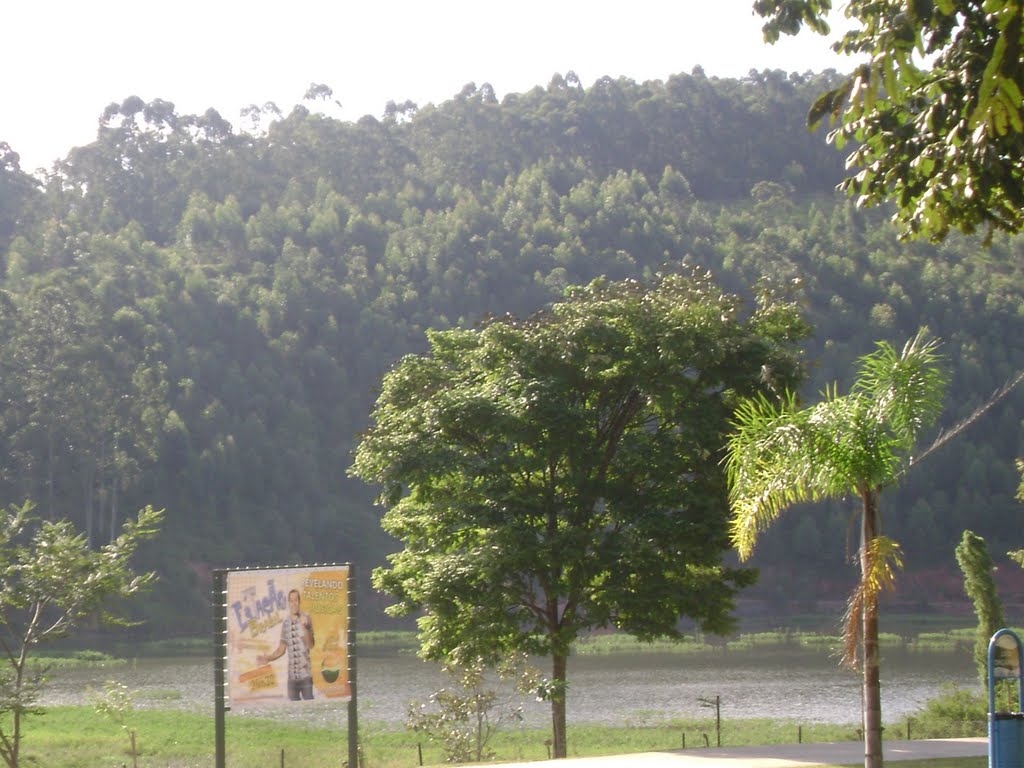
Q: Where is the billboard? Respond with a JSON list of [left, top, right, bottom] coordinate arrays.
[[225, 565, 350, 707]]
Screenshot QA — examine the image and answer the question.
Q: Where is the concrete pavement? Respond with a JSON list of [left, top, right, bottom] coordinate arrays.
[[478, 737, 988, 767]]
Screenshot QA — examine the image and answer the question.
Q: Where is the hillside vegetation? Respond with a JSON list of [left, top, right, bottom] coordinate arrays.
[[0, 69, 1020, 633]]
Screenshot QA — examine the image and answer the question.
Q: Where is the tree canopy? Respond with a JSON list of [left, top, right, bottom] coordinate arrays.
[[756, 0, 1024, 242], [352, 271, 808, 757]]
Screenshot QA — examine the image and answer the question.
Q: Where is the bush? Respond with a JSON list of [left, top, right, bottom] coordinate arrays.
[[910, 684, 986, 738], [406, 655, 542, 764]]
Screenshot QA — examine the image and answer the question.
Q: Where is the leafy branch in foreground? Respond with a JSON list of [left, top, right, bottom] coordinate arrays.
[[757, 0, 1024, 243]]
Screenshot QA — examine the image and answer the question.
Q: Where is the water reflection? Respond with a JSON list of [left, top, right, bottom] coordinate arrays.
[[41, 648, 975, 728]]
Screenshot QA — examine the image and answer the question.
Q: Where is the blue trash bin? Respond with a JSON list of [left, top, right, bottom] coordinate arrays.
[[989, 630, 1024, 768], [990, 712, 1024, 768]]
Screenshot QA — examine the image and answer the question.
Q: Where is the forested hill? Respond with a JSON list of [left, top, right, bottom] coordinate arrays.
[[1, 69, 1021, 634]]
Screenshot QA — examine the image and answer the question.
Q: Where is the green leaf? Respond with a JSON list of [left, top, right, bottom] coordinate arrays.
[[999, 80, 1024, 132], [969, 34, 1007, 131]]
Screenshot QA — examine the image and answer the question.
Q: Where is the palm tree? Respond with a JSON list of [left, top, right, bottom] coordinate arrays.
[[726, 331, 946, 768]]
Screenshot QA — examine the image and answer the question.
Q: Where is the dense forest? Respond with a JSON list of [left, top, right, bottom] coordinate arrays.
[[0, 68, 1021, 635]]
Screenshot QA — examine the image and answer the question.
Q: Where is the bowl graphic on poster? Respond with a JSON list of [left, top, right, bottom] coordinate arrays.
[[321, 653, 342, 684]]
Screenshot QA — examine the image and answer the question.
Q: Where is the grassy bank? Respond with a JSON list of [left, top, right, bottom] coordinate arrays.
[[15, 705, 980, 768], [82, 622, 1000, 661], [283, 626, 997, 658], [572, 626, 1003, 656], [351, 625, 1002, 657]]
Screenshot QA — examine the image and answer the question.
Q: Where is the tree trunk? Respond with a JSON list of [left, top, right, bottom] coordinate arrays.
[[5, 645, 28, 768], [550, 652, 568, 759], [861, 490, 883, 768], [45, 425, 55, 521], [110, 474, 118, 543], [109, 435, 119, 543], [82, 462, 94, 547]]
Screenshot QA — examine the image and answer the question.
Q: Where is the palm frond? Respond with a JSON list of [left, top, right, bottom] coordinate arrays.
[[840, 535, 904, 668], [727, 392, 843, 559], [856, 329, 947, 449]]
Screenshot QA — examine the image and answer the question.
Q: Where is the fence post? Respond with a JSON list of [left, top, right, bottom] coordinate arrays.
[[697, 694, 721, 747], [715, 695, 721, 747]]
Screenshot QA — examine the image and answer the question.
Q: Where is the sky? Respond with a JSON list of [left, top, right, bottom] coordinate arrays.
[[4, 1, 852, 174]]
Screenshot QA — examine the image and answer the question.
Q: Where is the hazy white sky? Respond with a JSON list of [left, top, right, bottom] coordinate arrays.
[[5, 1, 851, 173]]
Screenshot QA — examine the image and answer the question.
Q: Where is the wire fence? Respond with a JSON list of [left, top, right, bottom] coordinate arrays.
[[703, 717, 988, 749]]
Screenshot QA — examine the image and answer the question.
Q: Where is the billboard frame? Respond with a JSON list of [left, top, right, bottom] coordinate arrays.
[[212, 563, 358, 768]]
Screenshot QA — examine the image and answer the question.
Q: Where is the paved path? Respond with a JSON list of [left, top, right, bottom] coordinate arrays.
[[479, 738, 987, 767]]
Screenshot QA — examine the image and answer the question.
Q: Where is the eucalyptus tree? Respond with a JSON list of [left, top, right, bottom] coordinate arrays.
[[352, 272, 808, 759], [726, 331, 946, 768], [2, 283, 92, 520]]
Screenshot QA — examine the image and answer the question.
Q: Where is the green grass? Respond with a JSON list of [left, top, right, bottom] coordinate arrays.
[[358, 630, 420, 648], [12, 705, 978, 768], [30, 649, 119, 668], [121, 636, 211, 657], [102, 630, 421, 661]]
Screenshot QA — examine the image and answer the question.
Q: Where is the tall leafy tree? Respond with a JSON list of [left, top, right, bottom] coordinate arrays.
[[955, 529, 1004, 690], [726, 331, 946, 768], [755, 0, 1024, 242], [352, 272, 807, 759]]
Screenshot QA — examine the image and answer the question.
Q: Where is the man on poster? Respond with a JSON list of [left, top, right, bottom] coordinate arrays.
[[258, 589, 315, 700]]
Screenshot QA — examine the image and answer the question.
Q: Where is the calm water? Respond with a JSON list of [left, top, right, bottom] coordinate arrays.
[[42, 648, 975, 728]]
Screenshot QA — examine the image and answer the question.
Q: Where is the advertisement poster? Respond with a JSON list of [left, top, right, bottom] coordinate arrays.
[[226, 566, 350, 707], [993, 631, 1021, 680]]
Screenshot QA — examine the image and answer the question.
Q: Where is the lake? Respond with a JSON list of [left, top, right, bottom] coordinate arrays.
[[41, 647, 976, 729]]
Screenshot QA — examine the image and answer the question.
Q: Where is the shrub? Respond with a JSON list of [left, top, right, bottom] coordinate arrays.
[[910, 685, 986, 738], [406, 655, 541, 763]]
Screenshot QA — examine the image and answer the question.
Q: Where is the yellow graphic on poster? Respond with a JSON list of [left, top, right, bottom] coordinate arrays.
[[226, 566, 350, 707]]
